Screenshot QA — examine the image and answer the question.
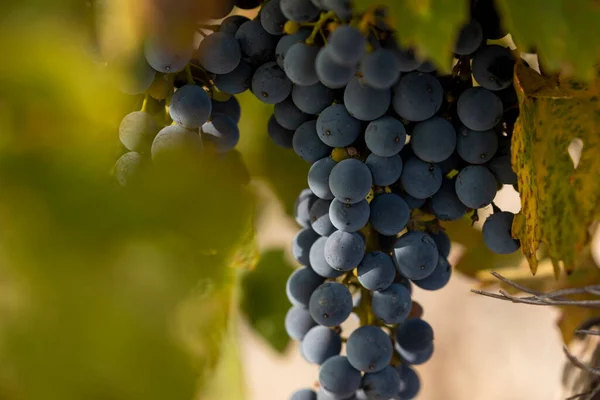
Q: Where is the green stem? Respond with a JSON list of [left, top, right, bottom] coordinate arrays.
[[140, 94, 149, 112], [306, 11, 337, 45]]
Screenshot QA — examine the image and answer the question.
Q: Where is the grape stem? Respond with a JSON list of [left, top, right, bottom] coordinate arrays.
[[140, 94, 149, 112], [305, 11, 338, 46]]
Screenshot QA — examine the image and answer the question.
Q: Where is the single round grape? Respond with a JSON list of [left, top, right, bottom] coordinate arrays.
[[357, 251, 396, 291], [214, 60, 252, 94], [362, 365, 401, 400], [211, 96, 241, 123], [455, 165, 497, 208], [457, 87, 503, 131], [329, 198, 370, 232], [293, 120, 332, 163], [286, 266, 324, 307], [309, 198, 336, 236], [316, 104, 362, 147], [454, 20, 483, 55], [370, 193, 410, 236], [365, 117, 406, 157], [292, 227, 321, 266], [346, 326, 393, 373], [151, 125, 204, 162], [456, 126, 499, 164], [260, 0, 287, 35], [219, 15, 250, 35], [411, 117, 457, 163], [198, 32, 241, 74], [315, 46, 356, 89], [275, 29, 312, 68], [371, 283, 412, 324], [318, 356, 362, 399], [119, 111, 159, 153], [275, 97, 311, 130], [393, 72, 443, 122], [309, 236, 345, 278], [284, 43, 320, 85], [430, 179, 468, 221], [365, 154, 403, 187], [295, 188, 318, 227], [202, 114, 239, 153], [292, 82, 335, 114], [280, 0, 320, 22], [252, 62, 292, 104], [290, 388, 317, 400], [144, 33, 193, 73], [285, 306, 317, 340], [482, 211, 521, 254], [486, 154, 518, 185], [169, 84, 212, 129], [322, 0, 352, 20], [396, 363, 421, 399], [393, 231, 439, 280], [429, 229, 451, 258], [235, 20, 279, 65], [309, 282, 353, 326], [268, 115, 295, 148], [395, 318, 434, 363], [472, 45, 515, 91], [360, 48, 401, 89], [413, 256, 452, 291], [324, 230, 365, 271], [308, 157, 337, 199], [344, 77, 391, 121], [400, 157, 442, 199], [328, 25, 366, 67], [114, 152, 144, 186], [329, 158, 373, 204], [301, 326, 342, 365]]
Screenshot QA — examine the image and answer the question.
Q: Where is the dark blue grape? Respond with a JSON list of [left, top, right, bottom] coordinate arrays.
[[309, 282, 353, 326], [318, 356, 362, 399], [202, 114, 240, 153], [371, 283, 412, 324], [219, 15, 250, 35], [301, 326, 342, 364], [364, 117, 406, 157], [322, 0, 352, 20], [211, 96, 241, 123], [309, 199, 336, 236], [329, 158, 373, 204], [360, 48, 401, 89], [309, 236, 345, 278], [252, 61, 292, 104], [457, 87, 503, 131], [293, 120, 332, 163], [114, 152, 144, 186], [260, 0, 287, 35], [429, 229, 451, 258], [281, 0, 320, 22], [455, 165, 497, 208], [328, 25, 366, 67], [344, 78, 391, 121], [365, 154, 403, 187], [329, 199, 370, 232], [284, 43, 320, 85], [393, 72, 443, 122], [413, 256, 452, 291], [287, 266, 324, 307], [457, 126, 499, 164], [393, 231, 438, 280], [315, 46, 356, 89], [416, 60, 436, 73], [295, 188, 318, 227], [411, 117, 457, 163], [285, 306, 317, 340], [324, 230, 365, 271], [169, 84, 212, 129], [214, 60, 252, 94], [482, 211, 520, 254], [316, 389, 356, 400], [316, 104, 361, 147], [370, 193, 410, 236], [430, 178, 468, 221], [144, 32, 193, 73], [275, 96, 311, 130], [290, 388, 317, 400], [292, 227, 321, 266], [268, 114, 295, 148], [198, 32, 241, 74], [151, 125, 204, 162], [276, 29, 312, 68], [308, 157, 337, 199], [389, 44, 421, 72], [346, 326, 392, 373], [472, 45, 515, 91], [486, 154, 518, 185], [454, 20, 483, 55], [395, 364, 421, 399], [235, 20, 279, 64], [292, 82, 335, 114], [362, 365, 401, 400], [395, 318, 434, 365], [119, 111, 159, 153], [400, 157, 442, 199], [399, 192, 426, 210], [357, 251, 396, 291]]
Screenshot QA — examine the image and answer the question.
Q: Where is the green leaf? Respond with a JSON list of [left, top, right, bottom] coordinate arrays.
[[241, 250, 295, 353]]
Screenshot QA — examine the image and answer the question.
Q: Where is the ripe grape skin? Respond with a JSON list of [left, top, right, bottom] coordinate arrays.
[[119, 111, 159, 153], [235, 20, 279, 65], [214, 60, 253, 94], [472, 45, 515, 91], [219, 15, 250, 35], [275, 29, 312, 69], [482, 211, 521, 254], [456, 126, 499, 164], [486, 154, 518, 185], [454, 20, 483, 55], [400, 157, 443, 199], [328, 25, 366, 67], [344, 77, 391, 121], [329, 158, 373, 204], [286, 266, 324, 307], [308, 157, 337, 199], [114, 152, 144, 186], [365, 154, 403, 187], [316, 104, 361, 147], [268, 115, 295, 148], [290, 389, 317, 400], [198, 32, 241, 74], [324, 231, 365, 271], [346, 325, 393, 373], [293, 120, 332, 163], [357, 251, 396, 291], [455, 165, 498, 209], [362, 365, 401, 399], [398, 191, 426, 210], [285, 306, 317, 340], [309, 199, 336, 236], [144, 33, 193, 73], [201, 114, 240, 153], [371, 283, 412, 324], [411, 117, 457, 163], [393, 231, 439, 280], [292, 227, 321, 266], [280, 0, 320, 22], [292, 82, 335, 114], [318, 356, 362, 399], [322, 0, 352, 20], [309, 236, 345, 278], [151, 125, 204, 162], [211, 96, 241, 123], [309, 282, 353, 326], [457, 87, 503, 131], [329, 199, 370, 232], [295, 188, 318, 227], [413, 256, 452, 291], [430, 178, 468, 221], [274, 97, 311, 130], [252, 62, 292, 104], [360, 48, 401, 89], [116, 52, 156, 95], [284, 43, 320, 86], [395, 318, 435, 364], [364, 117, 406, 157], [315, 46, 356, 89], [169, 84, 212, 129], [301, 326, 342, 364], [429, 229, 451, 258], [260, 0, 287, 35], [393, 72, 443, 122], [395, 363, 421, 399], [370, 193, 410, 236]]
